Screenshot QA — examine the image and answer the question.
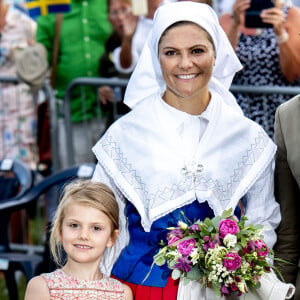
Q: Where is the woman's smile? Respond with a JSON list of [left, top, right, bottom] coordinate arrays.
[[176, 73, 198, 80]]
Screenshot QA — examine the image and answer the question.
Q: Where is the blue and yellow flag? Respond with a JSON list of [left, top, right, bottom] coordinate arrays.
[[25, 0, 71, 19]]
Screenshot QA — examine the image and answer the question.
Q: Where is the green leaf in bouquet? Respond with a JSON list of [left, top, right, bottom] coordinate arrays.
[[169, 260, 177, 268], [272, 258, 295, 282], [240, 235, 247, 247], [254, 281, 261, 289], [233, 244, 242, 252], [207, 226, 214, 233], [153, 254, 166, 266], [183, 277, 191, 286], [251, 224, 264, 231], [212, 282, 221, 297], [204, 218, 214, 227], [211, 216, 222, 230], [171, 269, 181, 280], [158, 240, 166, 246], [273, 257, 294, 265], [239, 229, 252, 235], [153, 248, 167, 266], [199, 226, 210, 236], [185, 266, 202, 281], [221, 208, 233, 219]]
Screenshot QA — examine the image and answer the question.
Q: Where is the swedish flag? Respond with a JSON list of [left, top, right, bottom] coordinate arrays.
[[25, 0, 71, 19]]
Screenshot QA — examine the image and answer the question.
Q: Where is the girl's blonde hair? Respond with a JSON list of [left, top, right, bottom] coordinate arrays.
[[49, 180, 119, 266]]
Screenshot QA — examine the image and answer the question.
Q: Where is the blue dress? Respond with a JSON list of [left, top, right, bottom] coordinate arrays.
[[112, 200, 240, 288]]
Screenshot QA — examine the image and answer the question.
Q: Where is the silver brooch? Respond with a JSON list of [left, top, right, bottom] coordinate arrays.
[[181, 161, 203, 179]]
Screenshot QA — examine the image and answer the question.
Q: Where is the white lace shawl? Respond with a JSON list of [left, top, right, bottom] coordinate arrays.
[[93, 92, 277, 228]]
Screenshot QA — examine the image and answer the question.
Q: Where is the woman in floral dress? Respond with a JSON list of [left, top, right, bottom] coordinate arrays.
[[0, 1, 37, 168]]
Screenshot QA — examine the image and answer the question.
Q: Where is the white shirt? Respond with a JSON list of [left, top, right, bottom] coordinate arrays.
[[93, 92, 280, 249], [112, 16, 153, 74]]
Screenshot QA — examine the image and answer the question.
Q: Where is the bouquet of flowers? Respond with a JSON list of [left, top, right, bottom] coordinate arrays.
[[153, 208, 274, 298]]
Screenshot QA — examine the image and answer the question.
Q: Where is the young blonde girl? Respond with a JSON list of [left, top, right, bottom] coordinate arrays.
[[25, 180, 132, 300]]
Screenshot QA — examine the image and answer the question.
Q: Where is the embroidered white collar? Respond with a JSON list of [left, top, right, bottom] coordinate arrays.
[[93, 93, 275, 232]]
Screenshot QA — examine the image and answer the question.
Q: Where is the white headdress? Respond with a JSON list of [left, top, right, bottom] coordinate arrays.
[[124, 1, 243, 113]]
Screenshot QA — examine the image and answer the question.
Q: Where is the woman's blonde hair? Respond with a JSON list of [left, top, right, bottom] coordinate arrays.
[[49, 180, 119, 266]]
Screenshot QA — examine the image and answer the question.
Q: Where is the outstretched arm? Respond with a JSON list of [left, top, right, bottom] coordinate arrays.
[[261, 5, 300, 82]]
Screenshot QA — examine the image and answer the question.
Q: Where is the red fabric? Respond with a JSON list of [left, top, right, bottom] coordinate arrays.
[[112, 275, 179, 300]]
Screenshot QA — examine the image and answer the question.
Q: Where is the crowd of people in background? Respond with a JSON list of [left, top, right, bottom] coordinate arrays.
[[1, 0, 300, 299]]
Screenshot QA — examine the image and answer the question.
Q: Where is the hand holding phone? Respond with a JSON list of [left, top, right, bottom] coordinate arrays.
[[245, 0, 274, 28]]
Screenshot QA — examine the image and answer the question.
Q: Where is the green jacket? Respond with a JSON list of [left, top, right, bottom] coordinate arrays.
[[36, 0, 112, 122]]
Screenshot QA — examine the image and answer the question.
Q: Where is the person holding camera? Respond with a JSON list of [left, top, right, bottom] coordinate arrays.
[[219, 0, 300, 138]]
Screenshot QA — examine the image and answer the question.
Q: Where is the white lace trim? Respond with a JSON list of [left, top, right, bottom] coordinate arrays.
[[93, 95, 276, 232]]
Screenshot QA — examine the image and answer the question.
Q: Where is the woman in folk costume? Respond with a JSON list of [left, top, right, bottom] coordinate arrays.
[[92, 2, 281, 299]]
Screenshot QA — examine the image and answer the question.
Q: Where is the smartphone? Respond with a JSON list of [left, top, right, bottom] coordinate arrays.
[[131, 0, 148, 16], [245, 0, 274, 28]]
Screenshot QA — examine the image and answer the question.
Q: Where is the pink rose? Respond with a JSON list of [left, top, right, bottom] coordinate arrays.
[[254, 240, 268, 258], [244, 240, 268, 258], [167, 229, 183, 245], [219, 219, 240, 238], [177, 238, 196, 256], [223, 251, 242, 271], [168, 236, 180, 245]]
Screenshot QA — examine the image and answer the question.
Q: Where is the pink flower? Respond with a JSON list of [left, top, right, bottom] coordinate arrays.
[[221, 285, 229, 296], [190, 223, 200, 232], [223, 251, 242, 271], [203, 235, 210, 242], [177, 238, 196, 256], [230, 283, 238, 291], [244, 240, 256, 254], [213, 233, 221, 245], [167, 229, 183, 245], [174, 257, 191, 272], [244, 240, 268, 258], [208, 241, 216, 249], [254, 240, 268, 257], [219, 219, 240, 238], [203, 243, 209, 252], [168, 236, 181, 245], [254, 240, 265, 248]]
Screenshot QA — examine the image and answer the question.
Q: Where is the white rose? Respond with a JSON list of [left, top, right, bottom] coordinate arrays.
[[223, 234, 237, 248]]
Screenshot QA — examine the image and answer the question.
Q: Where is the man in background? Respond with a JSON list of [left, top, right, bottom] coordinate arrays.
[[273, 94, 300, 300], [36, 0, 112, 168]]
